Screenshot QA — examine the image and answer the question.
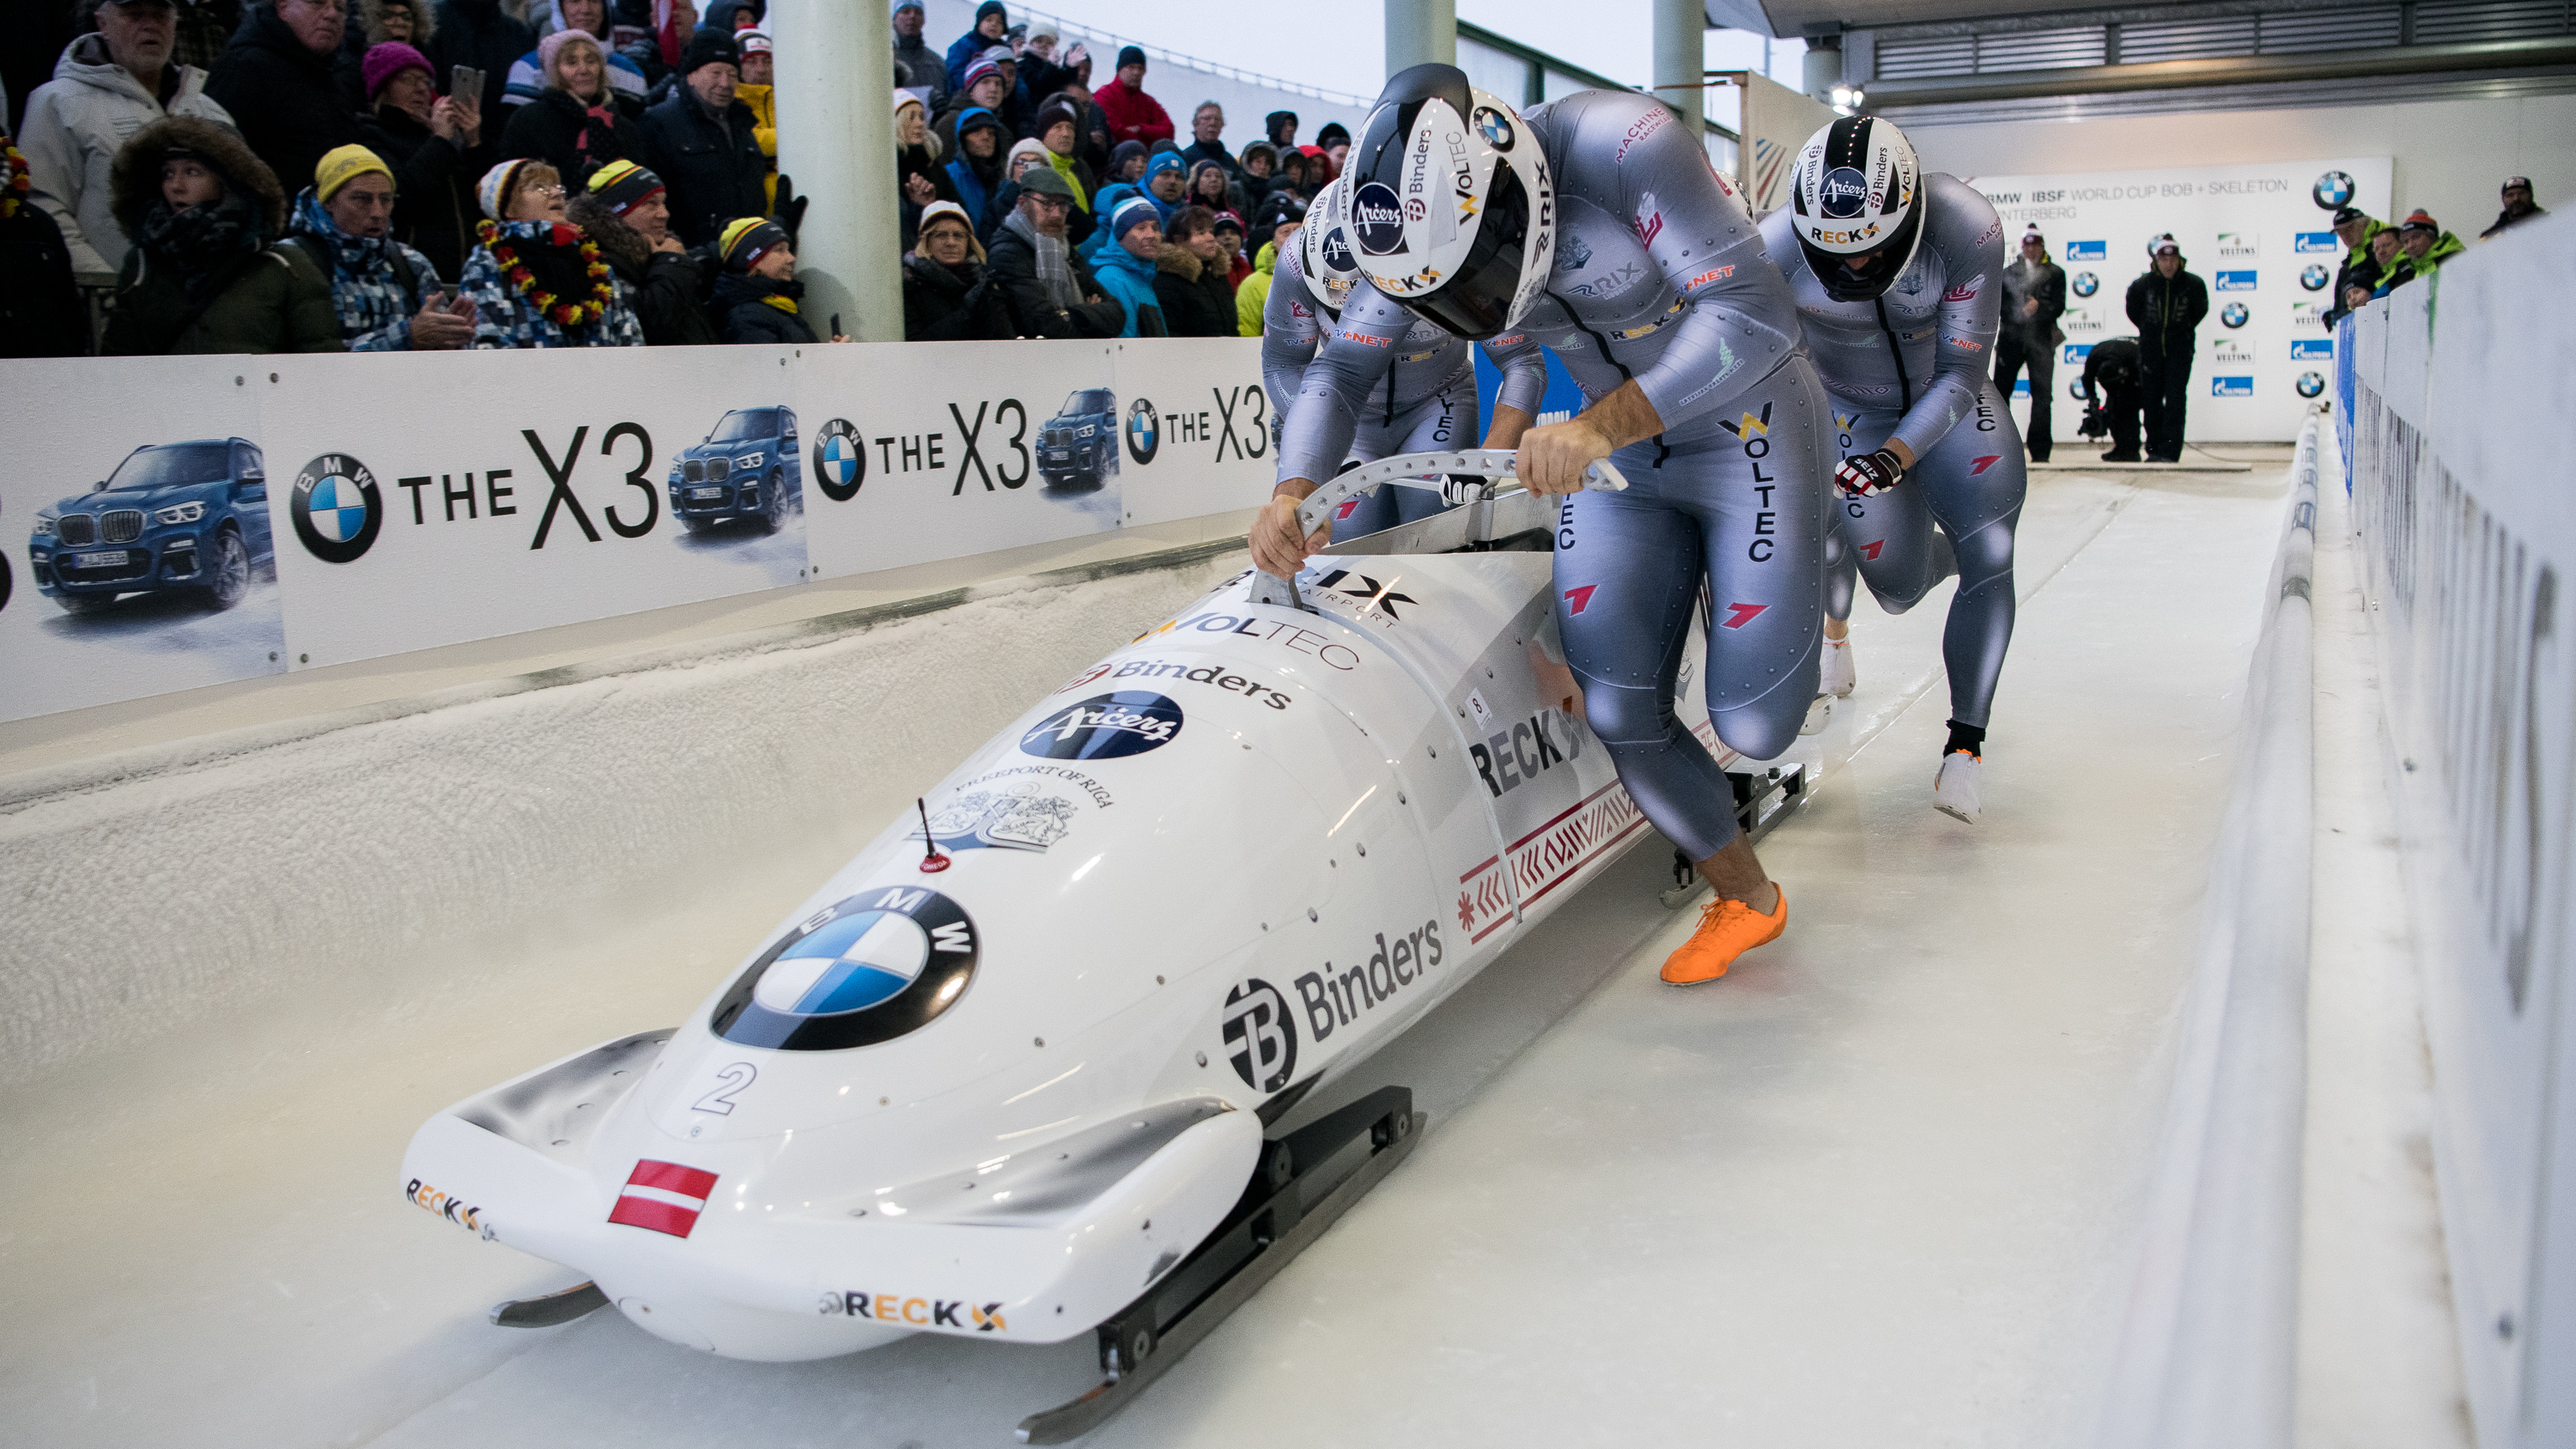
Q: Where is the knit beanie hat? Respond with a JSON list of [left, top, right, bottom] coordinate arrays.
[[2399, 209, 2439, 234], [361, 41, 433, 100], [1110, 195, 1157, 243], [477, 158, 536, 220], [538, 27, 602, 83], [315, 143, 393, 202], [1005, 137, 1050, 173], [720, 216, 789, 270], [960, 56, 1000, 91], [586, 158, 665, 215], [955, 107, 1005, 143], [1115, 45, 1145, 71], [679, 27, 741, 76], [1145, 149, 1182, 183], [739, 27, 771, 56]]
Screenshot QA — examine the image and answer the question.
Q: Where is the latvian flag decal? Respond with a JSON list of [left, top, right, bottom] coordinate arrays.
[[608, 1160, 719, 1237]]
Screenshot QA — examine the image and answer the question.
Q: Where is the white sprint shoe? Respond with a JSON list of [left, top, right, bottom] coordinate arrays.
[[1820, 637, 1856, 697], [1933, 751, 1982, 823]]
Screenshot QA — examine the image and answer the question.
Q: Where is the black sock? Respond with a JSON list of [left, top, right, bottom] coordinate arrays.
[[1945, 720, 1986, 757]]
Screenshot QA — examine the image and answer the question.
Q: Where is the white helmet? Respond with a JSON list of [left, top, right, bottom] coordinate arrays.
[[1300, 174, 1361, 314], [1788, 115, 1924, 301], [1345, 63, 1554, 341]]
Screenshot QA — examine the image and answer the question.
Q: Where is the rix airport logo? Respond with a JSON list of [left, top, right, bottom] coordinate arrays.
[[2070, 271, 2099, 296], [2063, 240, 2105, 261], [2212, 376, 2255, 399], [2301, 264, 2331, 291], [291, 454, 383, 563], [2295, 231, 2341, 254], [811, 418, 865, 502], [2291, 338, 2335, 361], [2221, 301, 2251, 328], [2215, 271, 2258, 292], [2313, 171, 2356, 209], [2298, 372, 2329, 399], [1123, 398, 1160, 465]]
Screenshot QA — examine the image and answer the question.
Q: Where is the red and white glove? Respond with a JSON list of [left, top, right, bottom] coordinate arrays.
[[1834, 447, 1905, 498]]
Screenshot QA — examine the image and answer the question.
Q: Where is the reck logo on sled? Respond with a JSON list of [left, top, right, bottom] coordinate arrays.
[[1020, 691, 1184, 759], [1293, 921, 1444, 1041], [820, 1292, 1005, 1332], [1470, 708, 1583, 797]]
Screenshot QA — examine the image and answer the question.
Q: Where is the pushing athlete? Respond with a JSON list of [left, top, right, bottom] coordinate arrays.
[[1261, 176, 1476, 541], [1249, 64, 1832, 985], [1759, 117, 2024, 823]]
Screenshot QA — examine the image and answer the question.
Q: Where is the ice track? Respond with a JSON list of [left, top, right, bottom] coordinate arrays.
[[3, 457, 2324, 1447]]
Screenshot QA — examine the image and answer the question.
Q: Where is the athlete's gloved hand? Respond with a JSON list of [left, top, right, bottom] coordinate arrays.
[[1835, 448, 1905, 498]]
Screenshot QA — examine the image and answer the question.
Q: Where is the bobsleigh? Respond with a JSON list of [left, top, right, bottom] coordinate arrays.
[[400, 451, 1804, 1441]]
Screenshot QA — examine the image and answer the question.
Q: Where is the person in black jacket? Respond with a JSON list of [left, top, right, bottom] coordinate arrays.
[[636, 27, 763, 247], [1151, 202, 1232, 337], [708, 214, 843, 344], [2, 128, 94, 356], [2079, 336, 2144, 461], [1994, 225, 2066, 462], [902, 199, 1011, 339], [985, 167, 1120, 338], [2123, 234, 2208, 463], [498, 29, 641, 190], [205, 0, 364, 198], [568, 157, 712, 344], [423, 0, 532, 125], [355, 40, 489, 282]]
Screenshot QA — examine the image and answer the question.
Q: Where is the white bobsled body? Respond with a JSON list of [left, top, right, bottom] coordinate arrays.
[[403, 504, 1734, 1361]]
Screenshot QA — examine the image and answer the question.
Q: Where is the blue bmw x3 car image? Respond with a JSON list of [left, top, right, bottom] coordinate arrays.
[[670, 406, 800, 533], [29, 437, 274, 613], [1036, 388, 1117, 489]]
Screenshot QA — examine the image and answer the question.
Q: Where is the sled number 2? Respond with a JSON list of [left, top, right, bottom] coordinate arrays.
[[693, 1062, 758, 1116]]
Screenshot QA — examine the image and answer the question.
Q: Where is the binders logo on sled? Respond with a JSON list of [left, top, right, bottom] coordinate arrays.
[[610, 1160, 719, 1238]]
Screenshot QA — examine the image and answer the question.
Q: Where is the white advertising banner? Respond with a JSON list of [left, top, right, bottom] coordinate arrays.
[[1965, 155, 2394, 441], [260, 346, 813, 670], [0, 358, 283, 721], [796, 338, 1119, 581], [1111, 338, 1277, 527]]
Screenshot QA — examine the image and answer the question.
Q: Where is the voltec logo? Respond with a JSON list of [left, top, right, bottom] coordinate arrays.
[[2071, 271, 2099, 296], [1352, 181, 1406, 254], [2300, 264, 2330, 291], [2215, 231, 2258, 258], [1817, 166, 1870, 219], [714, 886, 981, 1051], [811, 417, 865, 502], [2297, 371, 2328, 399], [1020, 691, 1185, 760], [2063, 240, 2105, 261], [2312, 171, 2355, 209], [2221, 301, 2250, 328], [2290, 338, 2335, 361], [820, 1292, 1007, 1332], [1222, 978, 1297, 1092], [2211, 376, 2255, 398], [1473, 106, 1515, 151], [1123, 398, 1160, 465], [290, 454, 382, 563], [2294, 231, 2341, 254], [2215, 271, 2257, 292]]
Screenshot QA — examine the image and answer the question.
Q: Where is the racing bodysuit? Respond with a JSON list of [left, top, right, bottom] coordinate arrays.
[[1281, 88, 1830, 860], [1759, 174, 2024, 731], [1262, 239, 1477, 541]]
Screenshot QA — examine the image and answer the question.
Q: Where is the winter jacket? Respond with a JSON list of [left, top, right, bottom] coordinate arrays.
[[896, 139, 956, 251], [2327, 222, 2390, 321], [1088, 236, 1165, 338], [1180, 137, 1237, 180], [356, 103, 492, 283], [1235, 240, 1273, 337], [499, 84, 645, 191], [283, 184, 441, 348], [1075, 180, 1172, 265], [566, 190, 717, 344], [708, 269, 815, 344], [735, 81, 775, 209], [1091, 76, 1173, 148], [985, 216, 1122, 338], [2403, 230, 2467, 275], [2000, 255, 2065, 350], [20, 34, 236, 274], [2123, 266, 2208, 356], [2080, 336, 2141, 400], [942, 123, 1005, 238], [941, 25, 1003, 96], [98, 113, 344, 355], [636, 86, 767, 247], [2481, 204, 2547, 240], [902, 252, 1013, 340], [891, 32, 947, 109], [459, 218, 645, 345], [204, 3, 363, 210], [0, 174, 92, 356], [424, 0, 538, 125], [1151, 241, 1232, 338], [2371, 253, 2419, 299]]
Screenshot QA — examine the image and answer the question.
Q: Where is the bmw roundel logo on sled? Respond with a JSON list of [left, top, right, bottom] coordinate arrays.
[[1222, 978, 1297, 1093], [291, 454, 382, 563], [1123, 398, 1160, 465], [1352, 182, 1406, 255], [2312, 170, 2355, 209], [811, 417, 866, 502], [1473, 106, 1514, 151], [1817, 166, 1870, 219], [712, 886, 980, 1050], [1020, 691, 1184, 760]]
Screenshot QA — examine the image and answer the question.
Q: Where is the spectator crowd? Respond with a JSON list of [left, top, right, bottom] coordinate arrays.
[[1, 0, 1354, 355]]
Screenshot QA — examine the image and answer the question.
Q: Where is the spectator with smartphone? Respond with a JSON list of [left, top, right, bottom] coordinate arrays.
[[284, 142, 475, 348], [21, 0, 239, 278], [636, 27, 765, 247], [566, 157, 714, 344], [422, 0, 534, 125], [355, 40, 488, 281], [207, 0, 365, 198]]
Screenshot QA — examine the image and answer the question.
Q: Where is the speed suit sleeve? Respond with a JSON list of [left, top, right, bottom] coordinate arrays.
[[1261, 245, 1321, 435], [1273, 279, 1408, 485], [1886, 175, 2005, 463], [1598, 105, 1801, 431], [1481, 328, 1551, 420]]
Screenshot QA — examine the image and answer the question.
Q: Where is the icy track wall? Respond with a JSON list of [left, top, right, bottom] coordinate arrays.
[[0, 550, 1244, 1091], [2342, 212, 2576, 1449]]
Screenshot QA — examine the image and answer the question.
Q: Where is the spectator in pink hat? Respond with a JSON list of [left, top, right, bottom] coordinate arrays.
[[497, 28, 642, 191], [355, 40, 490, 280]]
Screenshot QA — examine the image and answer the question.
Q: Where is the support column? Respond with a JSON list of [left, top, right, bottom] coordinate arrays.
[[1383, 0, 1455, 81], [1650, 0, 1704, 123], [772, 0, 902, 342]]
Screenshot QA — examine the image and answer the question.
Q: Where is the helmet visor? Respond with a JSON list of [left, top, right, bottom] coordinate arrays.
[[1805, 196, 1924, 302], [1407, 165, 1532, 342]]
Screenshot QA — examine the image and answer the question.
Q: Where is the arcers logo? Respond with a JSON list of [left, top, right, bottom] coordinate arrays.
[[1292, 920, 1444, 1041], [405, 1178, 483, 1233], [1021, 691, 1186, 758], [819, 1293, 1006, 1331], [1470, 707, 1583, 797], [1352, 181, 1406, 254], [1816, 166, 1870, 219]]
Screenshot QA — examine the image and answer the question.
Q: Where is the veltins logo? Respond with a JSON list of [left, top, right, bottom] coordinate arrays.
[[2297, 372, 2328, 399], [1352, 181, 1406, 255], [811, 417, 865, 502], [2216, 231, 2258, 258], [1123, 398, 1159, 465], [2061, 343, 2093, 365], [2064, 240, 2105, 261], [2070, 271, 2099, 296], [2290, 338, 2335, 361], [712, 887, 980, 1052], [2221, 301, 2250, 328], [290, 454, 382, 564], [1473, 106, 1515, 151], [2313, 170, 2356, 209], [2215, 271, 2257, 292], [2214, 338, 2251, 362], [1222, 978, 1297, 1093], [2294, 231, 2340, 254], [2300, 264, 2330, 291], [1817, 166, 1870, 219], [1020, 691, 1184, 760], [2212, 376, 2255, 398]]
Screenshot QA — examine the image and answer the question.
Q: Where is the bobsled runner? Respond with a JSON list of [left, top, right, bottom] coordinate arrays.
[[400, 451, 1805, 1440]]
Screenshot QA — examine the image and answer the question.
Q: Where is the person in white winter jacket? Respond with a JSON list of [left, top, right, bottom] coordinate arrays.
[[20, 0, 234, 277]]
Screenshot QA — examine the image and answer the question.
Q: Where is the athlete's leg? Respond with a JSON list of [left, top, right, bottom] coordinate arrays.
[[1831, 406, 1948, 617], [2024, 344, 2055, 462], [1697, 362, 1829, 762], [1910, 380, 2027, 730], [2106, 382, 2142, 459], [2140, 351, 2172, 460]]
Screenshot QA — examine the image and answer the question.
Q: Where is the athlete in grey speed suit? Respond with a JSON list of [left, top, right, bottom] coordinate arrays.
[[1759, 134, 2024, 821], [1264, 231, 1477, 542]]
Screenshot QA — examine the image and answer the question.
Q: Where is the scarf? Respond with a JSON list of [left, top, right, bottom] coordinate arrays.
[[1004, 207, 1078, 311], [141, 189, 265, 301], [1047, 149, 1089, 210], [489, 217, 599, 315]]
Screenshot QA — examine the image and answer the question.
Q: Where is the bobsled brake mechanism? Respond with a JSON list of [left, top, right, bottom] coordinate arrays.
[[1015, 1086, 1425, 1444]]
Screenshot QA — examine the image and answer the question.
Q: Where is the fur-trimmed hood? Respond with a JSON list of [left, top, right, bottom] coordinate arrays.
[[1155, 240, 1201, 283], [110, 114, 287, 242]]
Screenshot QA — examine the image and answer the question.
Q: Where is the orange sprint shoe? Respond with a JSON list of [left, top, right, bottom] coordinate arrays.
[[1660, 888, 1789, 985]]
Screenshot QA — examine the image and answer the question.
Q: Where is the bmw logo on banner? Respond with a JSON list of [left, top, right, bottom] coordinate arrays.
[[2297, 372, 2328, 399], [2071, 271, 2098, 297], [1020, 691, 1183, 760], [811, 417, 865, 502], [1124, 398, 1160, 465], [711, 886, 979, 1050], [2313, 170, 2356, 209], [2300, 264, 2330, 290], [291, 454, 382, 563], [2221, 301, 2250, 328]]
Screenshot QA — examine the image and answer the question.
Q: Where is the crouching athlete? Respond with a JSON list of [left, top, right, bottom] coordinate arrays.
[[1762, 115, 2026, 823], [1248, 65, 1832, 984], [1262, 176, 1475, 542]]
